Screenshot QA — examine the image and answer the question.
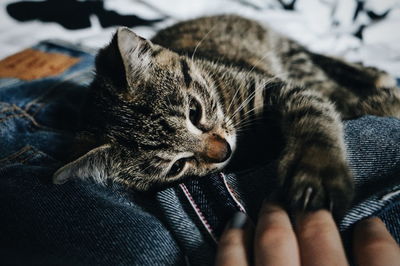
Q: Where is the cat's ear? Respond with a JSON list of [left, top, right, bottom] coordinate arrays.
[[53, 144, 113, 185], [116, 27, 154, 85], [93, 27, 155, 91]]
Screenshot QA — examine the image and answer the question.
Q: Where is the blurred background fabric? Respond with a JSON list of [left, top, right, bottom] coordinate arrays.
[[1, 0, 400, 76]]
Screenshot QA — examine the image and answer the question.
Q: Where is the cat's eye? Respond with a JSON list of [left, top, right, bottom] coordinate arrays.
[[189, 98, 202, 127], [167, 158, 187, 177]]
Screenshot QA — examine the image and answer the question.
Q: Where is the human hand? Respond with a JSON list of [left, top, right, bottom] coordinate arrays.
[[215, 203, 400, 266]]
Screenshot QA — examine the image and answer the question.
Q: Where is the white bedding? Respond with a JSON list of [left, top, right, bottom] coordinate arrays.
[[1, 0, 400, 76]]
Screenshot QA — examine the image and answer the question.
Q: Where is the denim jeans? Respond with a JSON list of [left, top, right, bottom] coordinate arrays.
[[0, 41, 399, 265]]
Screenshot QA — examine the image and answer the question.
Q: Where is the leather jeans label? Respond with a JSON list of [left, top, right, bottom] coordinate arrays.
[[0, 49, 80, 80]]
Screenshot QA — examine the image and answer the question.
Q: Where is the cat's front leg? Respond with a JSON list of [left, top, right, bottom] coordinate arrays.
[[267, 84, 354, 218]]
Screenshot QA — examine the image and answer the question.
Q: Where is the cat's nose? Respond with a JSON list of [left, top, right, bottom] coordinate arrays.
[[203, 134, 232, 163]]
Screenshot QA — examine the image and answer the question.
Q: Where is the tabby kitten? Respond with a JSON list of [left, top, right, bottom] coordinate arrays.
[[53, 15, 400, 215]]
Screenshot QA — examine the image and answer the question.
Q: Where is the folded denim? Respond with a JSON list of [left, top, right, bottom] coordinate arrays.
[[0, 41, 399, 265]]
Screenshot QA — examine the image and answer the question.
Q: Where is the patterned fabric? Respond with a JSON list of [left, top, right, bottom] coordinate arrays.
[[1, 0, 400, 75]]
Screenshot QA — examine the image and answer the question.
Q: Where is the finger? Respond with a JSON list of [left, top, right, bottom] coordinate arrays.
[[353, 217, 400, 266], [296, 210, 348, 266], [254, 202, 300, 266], [215, 212, 252, 266]]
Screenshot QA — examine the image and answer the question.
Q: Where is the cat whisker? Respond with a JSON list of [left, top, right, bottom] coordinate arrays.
[[230, 108, 263, 128], [139, 163, 156, 176], [233, 115, 265, 131], [191, 25, 217, 61], [227, 82, 258, 122], [226, 78, 282, 128], [226, 70, 256, 115], [227, 78, 274, 126], [243, 50, 289, 81], [226, 78, 247, 115], [229, 101, 264, 126]]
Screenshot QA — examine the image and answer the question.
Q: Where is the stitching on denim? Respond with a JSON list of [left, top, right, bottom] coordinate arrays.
[[0, 104, 36, 124], [0, 102, 17, 114], [220, 173, 247, 214], [9, 104, 44, 128], [26, 72, 92, 118], [24, 66, 93, 112], [341, 186, 400, 230], [0, 145, 34, 164], [179, 183, 217, 243], [0, 112, 62, 133], [0, 145, 52, 165], [0, 103, 68, 133], [374, 196, 400, 217], [21, 147, 55, 164], [18, 148, 41, 164], [380, 185, 400, 201], [0, 113, 25, 123], [381, 189, 400, 201], [30, 103, 45, 118], [0, 105, 16, 113]]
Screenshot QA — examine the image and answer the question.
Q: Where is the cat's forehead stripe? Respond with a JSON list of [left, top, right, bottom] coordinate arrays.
[[192, 80, 210, 97], [191, 80, 218, 111], [180, 58, 192, 88]]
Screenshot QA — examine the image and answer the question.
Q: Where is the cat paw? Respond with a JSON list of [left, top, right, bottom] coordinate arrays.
[[281, 162, 354, 219], [360, 87, 400, 118]]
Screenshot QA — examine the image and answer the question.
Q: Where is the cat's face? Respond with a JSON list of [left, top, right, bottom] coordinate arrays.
[[53, 28, 236, 190]]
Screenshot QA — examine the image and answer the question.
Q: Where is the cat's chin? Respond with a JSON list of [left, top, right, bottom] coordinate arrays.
[[213, 157, 232, 172]]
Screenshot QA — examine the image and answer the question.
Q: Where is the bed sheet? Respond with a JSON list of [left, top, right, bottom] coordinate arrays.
[[1, 0, 400, 77]]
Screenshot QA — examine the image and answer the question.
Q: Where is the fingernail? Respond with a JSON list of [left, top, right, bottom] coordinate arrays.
[[228, 212, 248, 229]]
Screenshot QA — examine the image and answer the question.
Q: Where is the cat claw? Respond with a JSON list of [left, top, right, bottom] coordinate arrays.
[[302, 187, 313, 210]]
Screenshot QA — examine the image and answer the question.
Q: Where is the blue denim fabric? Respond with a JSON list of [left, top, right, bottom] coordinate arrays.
[[0, 41, 399, 265]]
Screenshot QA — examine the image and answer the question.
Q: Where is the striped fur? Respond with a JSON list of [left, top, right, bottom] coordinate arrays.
[[54, 15, 400, 215]]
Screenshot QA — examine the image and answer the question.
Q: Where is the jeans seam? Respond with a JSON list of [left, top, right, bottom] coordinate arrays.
[[375, 195, 400, 217], [18, 151, 40, 164], [0, 102, 17, 113], [179, 183, 218, 243], [0, 145, 35, 164], [2, 104, 68, 133], [220, 173, 247, 214], [1, 104, 72, 136], [0, 105, 16, 113], [10, 104, 44, 128], [0, 145, 52, 165], [0, 113, 25, 123]]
